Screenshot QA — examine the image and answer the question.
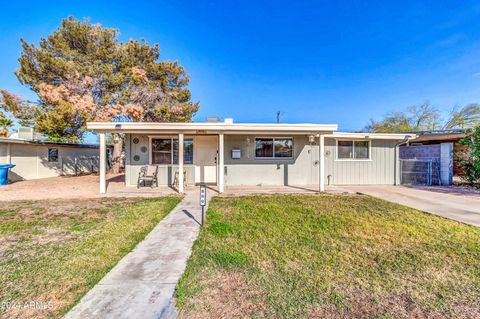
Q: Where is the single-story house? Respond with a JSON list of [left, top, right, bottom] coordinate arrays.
[[0, 137, 105, 182], [87, 120, 415, 193]]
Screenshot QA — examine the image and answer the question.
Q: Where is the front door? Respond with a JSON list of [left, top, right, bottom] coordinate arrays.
[[194, 135, 218, 184]]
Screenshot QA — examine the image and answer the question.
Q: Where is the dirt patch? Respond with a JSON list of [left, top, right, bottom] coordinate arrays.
[[308, 289, 480, 319], [178, 271, 272, 319], [0, 174, 126, 201], [0, 197, 138, 257]]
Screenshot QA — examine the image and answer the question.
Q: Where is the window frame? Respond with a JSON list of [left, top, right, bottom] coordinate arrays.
[[335, 139, 371, 161], [148, 136, 194, 165], [254, 137, 294, 159], [48, 148, 59, 163]]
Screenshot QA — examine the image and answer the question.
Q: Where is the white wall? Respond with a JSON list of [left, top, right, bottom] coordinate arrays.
[[0, 142, 100, 181]]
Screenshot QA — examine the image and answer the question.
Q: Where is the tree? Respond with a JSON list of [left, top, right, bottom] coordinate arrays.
[[0, 90, 34, 137], [366, 102, 480, 133], [8, 16, 199, 172], [0, 115, 12, 137], [456, 125, 480, 188], [443, 104, 480, 129], [366, 102, 441, 133]]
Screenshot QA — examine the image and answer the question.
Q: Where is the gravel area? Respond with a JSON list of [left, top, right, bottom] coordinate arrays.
[[0, 174, 127, 201]]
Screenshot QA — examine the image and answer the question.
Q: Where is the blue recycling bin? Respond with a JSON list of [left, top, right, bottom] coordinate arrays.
[[0, 164, 15, 186]]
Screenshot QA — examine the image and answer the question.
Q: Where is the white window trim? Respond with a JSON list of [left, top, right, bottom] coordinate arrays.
[[148, 135, 194, 165], [335, 139, 372, 161], [254, 137, 294, 159]]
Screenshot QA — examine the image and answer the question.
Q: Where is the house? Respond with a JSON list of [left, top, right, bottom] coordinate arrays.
[[87, 120, 415, 193], [0, 137, 106, 182]]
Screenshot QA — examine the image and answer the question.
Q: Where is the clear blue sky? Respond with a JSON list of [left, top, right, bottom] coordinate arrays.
[[1, 0, 480, 135]]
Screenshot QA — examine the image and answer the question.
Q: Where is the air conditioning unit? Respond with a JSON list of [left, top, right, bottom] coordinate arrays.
[[17, 127, 34, 140]]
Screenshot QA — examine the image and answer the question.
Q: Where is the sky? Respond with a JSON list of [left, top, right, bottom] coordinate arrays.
[[1, 0, 480, 140]]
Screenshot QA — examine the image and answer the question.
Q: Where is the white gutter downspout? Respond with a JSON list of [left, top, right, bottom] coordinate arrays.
[[394, 136, 413, 186]]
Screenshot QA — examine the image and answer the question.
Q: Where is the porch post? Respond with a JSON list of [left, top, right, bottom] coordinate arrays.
[[178, 133, 184, 193], [319, 134, 325, 192], [99, 132, 106, 194], [218, 133, 224, 193]]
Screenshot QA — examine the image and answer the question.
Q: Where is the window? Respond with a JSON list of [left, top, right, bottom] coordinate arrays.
[[48, 148, 58, 162], [173, 139, 194, 164], [337, 140, 370, 160], [152, 139, 172, 164], [255, 138, 273, 157], [255, 138, 293, 158], [354, 141, 369, 159], [151, 138, 193, 165], [274, 139, 293, 157], [337, 141, 353, 159]]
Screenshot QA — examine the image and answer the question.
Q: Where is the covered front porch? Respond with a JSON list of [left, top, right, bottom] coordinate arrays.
[[89, 121, 339, 195]]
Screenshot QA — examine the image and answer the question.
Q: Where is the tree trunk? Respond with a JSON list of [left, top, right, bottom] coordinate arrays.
[[111, 133, 123, 174]]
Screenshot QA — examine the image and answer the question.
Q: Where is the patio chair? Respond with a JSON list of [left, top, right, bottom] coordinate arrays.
[[137, 165, 159, 188], [174, 169, 188, 188]]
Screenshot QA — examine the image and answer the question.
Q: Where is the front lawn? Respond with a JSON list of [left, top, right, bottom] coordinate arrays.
[[0, 196, 181, 319], [176, 194, 480, 318]]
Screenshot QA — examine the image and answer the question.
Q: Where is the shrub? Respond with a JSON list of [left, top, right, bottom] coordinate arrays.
[[456, 125, 480, 187]]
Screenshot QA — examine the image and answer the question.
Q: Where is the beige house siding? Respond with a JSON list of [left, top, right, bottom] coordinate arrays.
[[0, 142, 100, 181], [125, 133, 321, 186], [124, 133, 400, 187], [223, 134, 319, 186], [324, 138, 397, 185]]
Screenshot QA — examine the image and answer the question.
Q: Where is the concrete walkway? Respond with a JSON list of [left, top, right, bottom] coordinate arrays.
[[344, 185, 480, 227], [64, 188, 214, 319]]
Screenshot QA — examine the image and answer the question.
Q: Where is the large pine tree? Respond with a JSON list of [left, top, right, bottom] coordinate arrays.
[[11, 16, 199, 172]]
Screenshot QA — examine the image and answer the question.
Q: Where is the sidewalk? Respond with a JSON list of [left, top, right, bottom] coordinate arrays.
[[64, 188, 214, 319]]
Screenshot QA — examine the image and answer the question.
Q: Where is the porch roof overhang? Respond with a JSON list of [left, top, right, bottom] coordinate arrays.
[[86, 122, 339, 135]]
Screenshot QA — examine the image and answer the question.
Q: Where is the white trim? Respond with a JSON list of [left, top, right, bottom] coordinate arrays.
[[335, 139, 372, 161], [99, 133, 106, 194], [319, 134, 325, 192], [218, 133, 224, 193], [87, 122, 338, 134], [254, 137, 294, 159], [178, 133, 184, 193]]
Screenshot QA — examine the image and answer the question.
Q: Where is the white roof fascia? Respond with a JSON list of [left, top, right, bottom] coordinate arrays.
[[86, 122, 338, 134]]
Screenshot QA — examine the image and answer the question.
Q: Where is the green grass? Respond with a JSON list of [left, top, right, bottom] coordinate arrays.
[[176, 194, 480, 318], [0, 196, 181, 319]]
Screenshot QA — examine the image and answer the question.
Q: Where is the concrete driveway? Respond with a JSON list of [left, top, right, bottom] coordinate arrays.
[[344, 185, 480, 227]]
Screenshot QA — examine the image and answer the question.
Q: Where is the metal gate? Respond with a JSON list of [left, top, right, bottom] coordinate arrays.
[[400, 159, 441, 186]]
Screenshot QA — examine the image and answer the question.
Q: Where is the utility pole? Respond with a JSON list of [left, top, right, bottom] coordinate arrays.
[[276, 111, 281, 124]]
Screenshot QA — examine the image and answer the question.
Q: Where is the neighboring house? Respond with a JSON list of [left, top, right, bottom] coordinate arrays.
[[87, 120, 414, 193], [402, 129, 466, 176], [0, 137, 104, 182]]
